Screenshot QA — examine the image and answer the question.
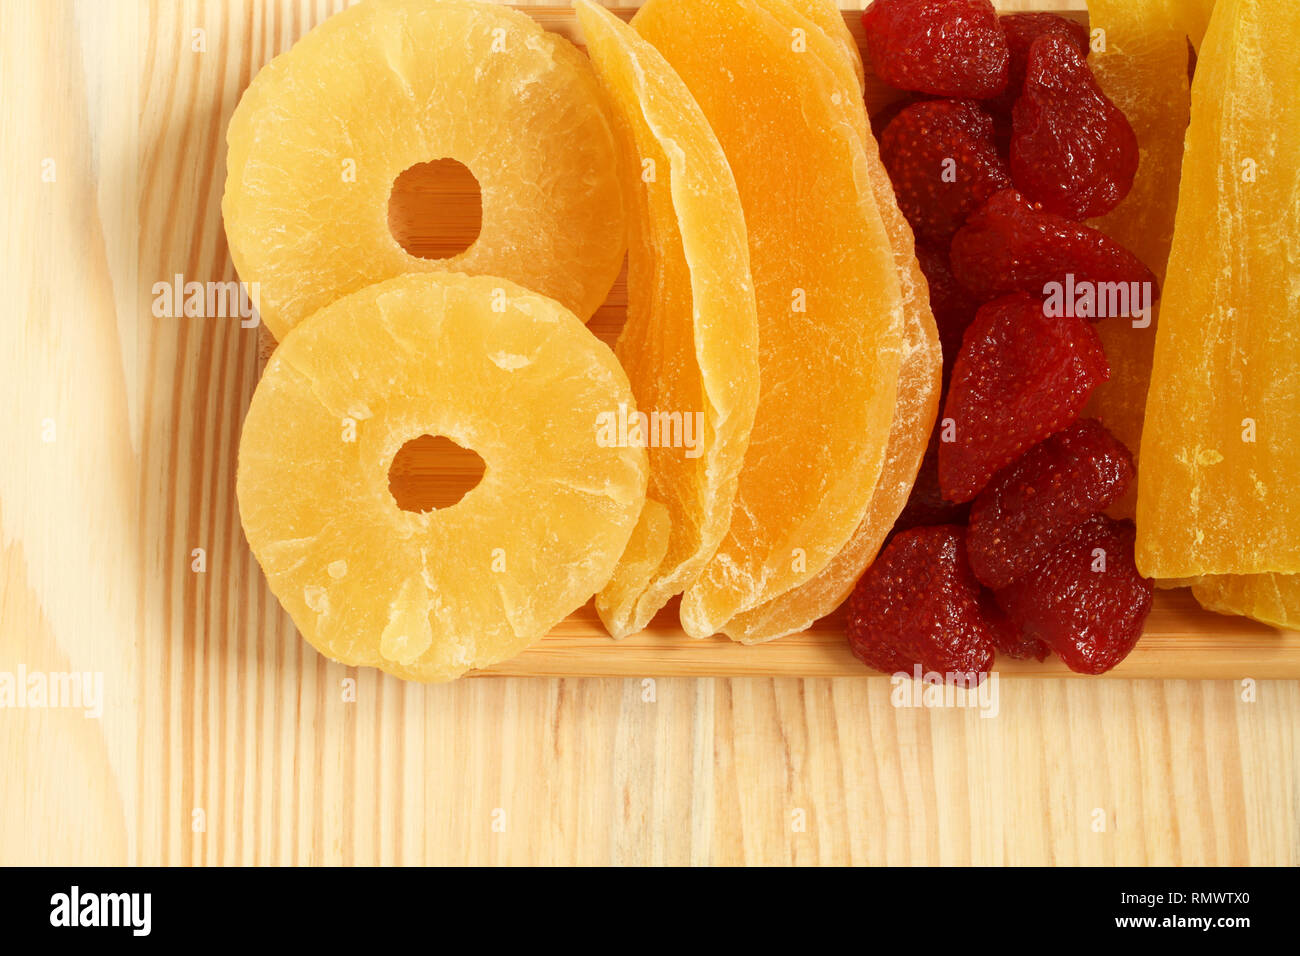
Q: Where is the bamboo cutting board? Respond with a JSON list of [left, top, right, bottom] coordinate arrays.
[[252, 6, 1300, 679], [4, 1, 1298, 868]]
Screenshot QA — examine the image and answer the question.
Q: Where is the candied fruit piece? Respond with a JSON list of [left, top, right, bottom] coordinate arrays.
[[846, 526, 996, 684], [1136, 0, 1300, 578], [578, 0, 760, 639], [895, 423, 970, 532], [1011, 35, 1139, 220], [915, 242, 978, 380], [968, 418, 1134, 589], [1082, 316, 1154, 520], [222, 0, 627, 338], [721, 0, 942, 646], [939, 293, 1110, 503], [786, 0, 866, 92], [635, 0, 908, 638], [949, 189, 1157, 307], [237, 274, 648, 682], [880, 100, 1012, 243], [990, 12, 1090, 114], [990, 608, 1050, 661], [996, 515, 1153, 675], [1083, 0, 1191, 521], [861, 0, 1009, 99], [1193, 574, 1300, 631]]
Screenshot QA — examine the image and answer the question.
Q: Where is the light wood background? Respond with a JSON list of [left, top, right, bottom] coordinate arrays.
[[2, 0, 1297, 866]]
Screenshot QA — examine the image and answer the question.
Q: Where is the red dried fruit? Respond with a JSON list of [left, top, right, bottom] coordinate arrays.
[[967, 418, 1135, 589], [880, 101, 1012, 242], [979, 587, 1048, 661], [894, 420, 971, 532], [996, 515, 1153, 675], [939, 292, 1109, 503], [990, 12, 1090, 115], [846, 525, 996, 684], [991, 617, 1050, 661], [862, 0, 1010, 99], [915, 242, 979, 379], [1011, 34, 1139, 219], [950, 189, 1158, 307], [870, 93, 922, 144]]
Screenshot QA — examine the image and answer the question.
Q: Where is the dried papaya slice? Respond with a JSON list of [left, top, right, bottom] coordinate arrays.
[[1193, 574, 1300, 631], [1173, 0, 1217, 52], [787, 0, 866, 92], [1082, 0, 1190, 519], [724, 0, 940, 643], [223, 0, 626, 340], [634, 0, 906, 638], [575, 0, 760, 639], [1136, 0, 1300, 577], [237, 274, 647, 682]]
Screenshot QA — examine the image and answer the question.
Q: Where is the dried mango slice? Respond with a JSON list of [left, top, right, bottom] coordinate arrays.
[[724, 0, 940, 643], [634, 0, 906, 637], [1136, 0, 1300, 577], [1083, 0, 1190, 519], [575, 0, 760, 639], [1193, 574, 1300, 630], [223, 0, 626, 340], [1173, 0, 1217, 51], [237, 274, 647, 682], [787, 0, 866, 92]]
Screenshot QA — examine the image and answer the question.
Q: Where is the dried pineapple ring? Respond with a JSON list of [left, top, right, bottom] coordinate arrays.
[[237, 274, 648, 682], [223, 0, 627, 341]]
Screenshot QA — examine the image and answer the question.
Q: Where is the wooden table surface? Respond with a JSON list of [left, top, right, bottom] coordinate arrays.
[[2, 0, 1297, 866]]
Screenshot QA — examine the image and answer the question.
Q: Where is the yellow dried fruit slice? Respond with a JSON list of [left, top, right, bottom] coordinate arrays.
[[1084, 0, 1191, 519], [1136, 0, 1300, 577], [223, 0, 626, 340], [787, 0, 866, 92], [634, 0, 906, 638], [1172, 0, 1217, 51], [237, 274, 648, 682], [1193, 574, 1300, 630], [724, 0, 939, 643], [576, 0, 760, 639]]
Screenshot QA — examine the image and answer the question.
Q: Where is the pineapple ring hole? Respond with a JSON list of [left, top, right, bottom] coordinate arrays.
[[388, 158, 483, 260], [387, 434, 486, 513]]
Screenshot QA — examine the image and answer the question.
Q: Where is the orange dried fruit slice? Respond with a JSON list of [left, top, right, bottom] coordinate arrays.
[[634, 0, 906, 638], [787, 0, 866, 92], [222, 0, 626, 340], [1192, 574, 1300, 631], [1083, 0, 1191, 519], [1173, 0, 1217, 51], [724, 0, 940, 643], [237, 274, 648, 682], [1136, 0, 1300, 577], [575, 0, 760, 639]]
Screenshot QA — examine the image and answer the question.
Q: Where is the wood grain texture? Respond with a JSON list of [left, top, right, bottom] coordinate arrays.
[[2, 0, 1297, 866]]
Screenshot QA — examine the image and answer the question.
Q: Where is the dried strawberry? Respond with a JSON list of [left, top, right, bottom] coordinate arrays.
[[996, 515, 1152, 674], [991, 616, 1050, 661], [915, 242, 979, 379], [967, 418, 1134, 589], [1011, 34, 1139, 219], [979, 587, 1048, 661], [862, 0, 1010, 99], [894, 421, 971, 532], [870, 93, 922, 144], [880, 100, 1012, 242], [990, 12, 1091, 115], [949, 189, 1157, 306], [847, 525, 996, 684], [939, 293, 1109, 503]]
